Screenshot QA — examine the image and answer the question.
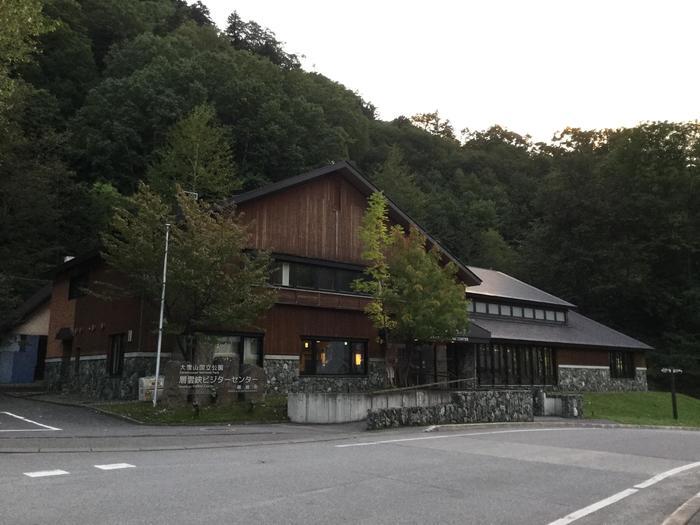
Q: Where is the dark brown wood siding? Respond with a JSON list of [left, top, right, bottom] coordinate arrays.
[[72, 265, 159, 357], [557, 348, 646, 368], [237, 173, 367, 265], [259, 304, 381, 359]]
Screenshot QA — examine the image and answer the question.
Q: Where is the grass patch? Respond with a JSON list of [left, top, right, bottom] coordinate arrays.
[[95, 395, 288, 425], [584, 391, 700, 427]]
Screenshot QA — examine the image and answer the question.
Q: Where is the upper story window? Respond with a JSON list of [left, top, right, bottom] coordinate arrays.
[[468, 300, 566, 323], [270, 259, 366, 295]]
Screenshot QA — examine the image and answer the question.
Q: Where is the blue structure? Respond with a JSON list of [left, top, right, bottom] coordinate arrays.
[[0, 285, 50, 385]]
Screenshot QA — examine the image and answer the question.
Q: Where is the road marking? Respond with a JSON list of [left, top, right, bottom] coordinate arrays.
[[548, 461, 700, 524], [23, 470, 69, 478], [0, 411, 61, 431], [547, 488, 639, 525], [634, 461, 700, 488], [94, 463, 135, 471], [335, 427, 593, 448]]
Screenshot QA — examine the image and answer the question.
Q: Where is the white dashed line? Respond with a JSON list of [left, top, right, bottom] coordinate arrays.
[[0, 411, 61, 432], [547, 461, 700, 524], [24, 470, 69, 478], [94, 463, 136, 471], [634, 461, 700, 489], [548, 488, 638, 525]]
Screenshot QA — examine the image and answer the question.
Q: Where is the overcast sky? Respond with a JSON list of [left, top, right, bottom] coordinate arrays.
[[202, 0, 700, 142]]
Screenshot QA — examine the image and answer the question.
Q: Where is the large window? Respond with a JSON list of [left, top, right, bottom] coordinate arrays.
[[469, 300, 566, 323], [270, 260, 365, 294], [196, 334, 263, 367], [300, 338, 367, 376], [477, 344, 556, 386], [610, 351, 635, 379], [107, 334, 125, 377]]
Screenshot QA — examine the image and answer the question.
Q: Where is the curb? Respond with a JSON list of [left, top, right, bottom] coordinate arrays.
[[4, 392, 289, 427], [662, 492, 700, 525], [0, 434, 352, 454], [4, 392, 147, 426], [428, 420, 700, 433]]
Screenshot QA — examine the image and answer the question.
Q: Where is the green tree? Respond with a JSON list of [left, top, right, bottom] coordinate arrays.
[[370, 146, 427, 223], [224, 11, 300, 70], [101, 184, 275, 360], [409, 111, 457, 142], [0, 0, 55, 131], [355, 192, 469, 385], [148, 103, 239, 200], [353, 192, 400, 339], [385, 226, 469, 344]]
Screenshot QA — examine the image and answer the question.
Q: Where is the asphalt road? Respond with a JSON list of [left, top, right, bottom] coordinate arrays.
[[1, 394, 699, 525]]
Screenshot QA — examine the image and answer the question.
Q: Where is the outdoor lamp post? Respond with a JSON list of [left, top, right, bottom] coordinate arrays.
[[152, 223, 171, 407], [661, 367, 683, 420]]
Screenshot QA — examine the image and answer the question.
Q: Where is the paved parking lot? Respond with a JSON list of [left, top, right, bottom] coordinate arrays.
[[1, 393, 699, 525]]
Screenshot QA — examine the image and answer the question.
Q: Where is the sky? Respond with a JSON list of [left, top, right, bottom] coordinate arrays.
[[202, 0, 700, 142]]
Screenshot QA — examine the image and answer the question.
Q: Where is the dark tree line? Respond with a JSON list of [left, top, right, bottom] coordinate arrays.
[[1, 0, 698, 391]]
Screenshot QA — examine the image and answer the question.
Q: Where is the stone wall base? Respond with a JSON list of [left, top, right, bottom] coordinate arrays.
[[264, 357, 386, 394], [366, 390, 533, 430], [558, 367, 647, 392], [45, 357, 157, 401]]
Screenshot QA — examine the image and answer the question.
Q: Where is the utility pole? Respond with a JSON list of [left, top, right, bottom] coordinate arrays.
[[152, 223, 171, 407], [661, 367, 683, 420]]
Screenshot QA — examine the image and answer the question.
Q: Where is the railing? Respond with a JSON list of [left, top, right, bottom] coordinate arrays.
[[371, 378, 549, 395]]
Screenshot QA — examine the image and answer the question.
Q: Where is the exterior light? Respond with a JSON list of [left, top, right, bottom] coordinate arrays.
[[355, 353, 363, 366], [304, 341, 309, 349]]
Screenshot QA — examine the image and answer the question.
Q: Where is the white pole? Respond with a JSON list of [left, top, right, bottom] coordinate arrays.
[[153, 223, 171, 407]]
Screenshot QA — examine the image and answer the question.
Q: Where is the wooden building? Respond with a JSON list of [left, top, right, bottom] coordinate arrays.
[[41, 162, 650, 399]]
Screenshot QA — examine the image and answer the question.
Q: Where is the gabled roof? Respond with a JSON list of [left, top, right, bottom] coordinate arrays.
[[466, 266, 575, 308], [470, 310, 652, 351], [231, 161, 482, 286], [0, 284, 51, 333]]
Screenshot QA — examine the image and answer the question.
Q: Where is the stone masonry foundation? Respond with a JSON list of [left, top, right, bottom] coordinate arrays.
[[45, 356, 157, 400], [557, 366, 647, 392], [366, 390, 533, 430]]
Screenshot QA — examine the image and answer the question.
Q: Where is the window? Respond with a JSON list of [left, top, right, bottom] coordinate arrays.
[[242, 337, 261, 366], [199, 334, 263, 367], [107, 334, 125, 377], [523, 307, 534, 318], [467, 301, 475, 313], [477, 344, 556, 386], [512, 306, 523, 317], [269, 259, 365, 295], [475, 302, 487, 314], [500, 305, 512, 316], [545, 310, 556, 321], [555, 311, 566, 323], [535, 309, 545, 320], [68, 273, 89, 299], [488, 303, 499, 315], [610, 351, 635, 379], [270, 262, 290, 286], [293, 263, 316, 289], [317, 267, 336, 291], [336, 269, 359, 293], [300, 338, 367, 376]]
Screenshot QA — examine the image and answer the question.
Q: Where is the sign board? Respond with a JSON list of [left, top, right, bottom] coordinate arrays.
[[138, 376, 164, 402]]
